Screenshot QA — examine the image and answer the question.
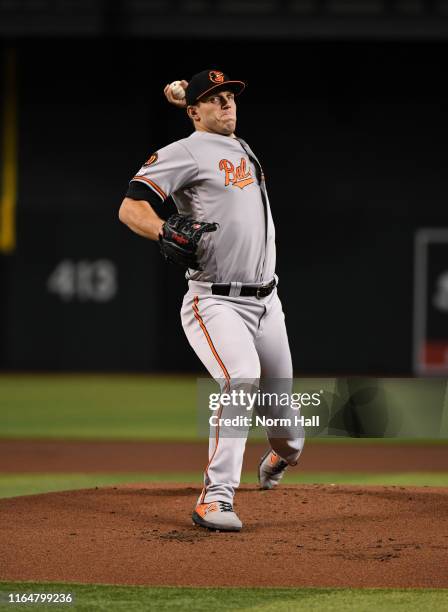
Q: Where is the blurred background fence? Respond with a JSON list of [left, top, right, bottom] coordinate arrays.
[[1, 1, 448, 374]]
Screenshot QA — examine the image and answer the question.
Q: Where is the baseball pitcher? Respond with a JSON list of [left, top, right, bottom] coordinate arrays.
[[119, 70, 304, 532]]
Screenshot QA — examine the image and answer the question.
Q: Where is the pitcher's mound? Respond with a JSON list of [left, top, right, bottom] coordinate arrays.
[[1, 484, 447, 588]]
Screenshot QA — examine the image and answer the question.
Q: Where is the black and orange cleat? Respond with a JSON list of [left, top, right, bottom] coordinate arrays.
[[192, 501, 242, 531], [258, 450, 290, 490]]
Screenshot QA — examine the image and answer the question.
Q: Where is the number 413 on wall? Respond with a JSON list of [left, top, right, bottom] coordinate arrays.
[[47, 259, 117, 302]]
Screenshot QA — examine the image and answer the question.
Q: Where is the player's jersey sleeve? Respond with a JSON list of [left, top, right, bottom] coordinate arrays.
[[125, 141, 198, 207]]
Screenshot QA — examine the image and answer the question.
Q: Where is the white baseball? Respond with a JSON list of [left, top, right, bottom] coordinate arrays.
[[169, 81, 186, 100]]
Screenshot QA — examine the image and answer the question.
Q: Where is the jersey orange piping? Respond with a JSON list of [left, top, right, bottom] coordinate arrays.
[[192, 295, 231, 502], [131, 175, 167, 200]]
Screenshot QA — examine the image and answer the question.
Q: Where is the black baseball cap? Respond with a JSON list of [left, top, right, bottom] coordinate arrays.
[[185, 70, 246, 106]]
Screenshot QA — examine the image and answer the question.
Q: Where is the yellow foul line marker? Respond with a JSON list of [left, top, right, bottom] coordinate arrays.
[[0, 48, 18, 254]]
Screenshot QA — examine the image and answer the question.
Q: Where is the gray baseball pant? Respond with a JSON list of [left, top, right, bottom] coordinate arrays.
[[181, 280, 304, 505]]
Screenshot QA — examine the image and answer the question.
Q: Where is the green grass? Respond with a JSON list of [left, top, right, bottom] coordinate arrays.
[[1, 374, 447, 442], [0, 375, 198, 440], [0, 472, 446, 499], [0, 583, 447, 611], [0, 473, 197, 499]]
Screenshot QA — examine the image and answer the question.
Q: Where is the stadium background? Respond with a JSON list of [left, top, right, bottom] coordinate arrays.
[[0, 37, 448, 374], [1, 2, 448, 610]]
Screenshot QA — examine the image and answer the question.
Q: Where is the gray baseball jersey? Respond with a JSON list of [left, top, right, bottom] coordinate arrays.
[[125, 128, 303, 507], [127, 131, 276, 284]]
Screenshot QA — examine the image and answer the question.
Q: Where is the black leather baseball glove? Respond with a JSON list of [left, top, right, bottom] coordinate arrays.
[[159, 213, 218, 270]]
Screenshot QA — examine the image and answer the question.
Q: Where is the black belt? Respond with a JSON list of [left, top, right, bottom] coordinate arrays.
[[211, 278, 276, 299]]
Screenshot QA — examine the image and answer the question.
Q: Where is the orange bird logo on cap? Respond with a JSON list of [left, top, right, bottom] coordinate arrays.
[[209, 71, 225, 84]]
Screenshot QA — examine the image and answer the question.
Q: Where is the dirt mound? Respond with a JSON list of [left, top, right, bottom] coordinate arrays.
[[0, 484, 447, 588]]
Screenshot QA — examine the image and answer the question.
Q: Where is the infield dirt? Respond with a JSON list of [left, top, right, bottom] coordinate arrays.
[[1, 440, 447, 472], [0, 483, 447, 588]]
